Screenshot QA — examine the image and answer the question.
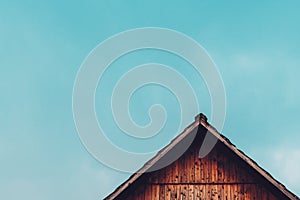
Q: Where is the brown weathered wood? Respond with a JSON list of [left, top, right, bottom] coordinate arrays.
[[195, 158, 200, 183], [152, 185, 159, 200], [180, 185, 188, 200], [106, 114, 299, 200], [112, 141, 294, 199], [159, 185, 165, 200]]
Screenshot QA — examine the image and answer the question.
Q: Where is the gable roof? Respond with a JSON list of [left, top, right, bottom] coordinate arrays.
[[105, 113, 299, 200]]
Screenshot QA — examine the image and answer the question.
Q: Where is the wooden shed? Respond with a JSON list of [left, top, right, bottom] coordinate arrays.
[[105, 114, 299, 200]]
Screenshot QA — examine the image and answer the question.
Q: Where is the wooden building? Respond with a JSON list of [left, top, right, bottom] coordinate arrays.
[[105, 114, 299, 200]]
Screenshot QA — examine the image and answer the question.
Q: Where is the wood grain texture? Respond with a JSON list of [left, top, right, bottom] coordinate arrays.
[[115, 137, 281, 200]]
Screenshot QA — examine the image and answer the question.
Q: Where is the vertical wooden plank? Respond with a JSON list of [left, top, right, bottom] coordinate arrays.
[[172, 160, 179, 183], [167, 165, 173, 184], [237, 161, 244, 183], [224, 152, 228, 183], [200, 158, 205, 183], [225, 184, 228, 200], [220, 184, 225, 200], [180, 185, 188, 200], [152, 185, 160, 200], [211, 153, 215, 184], [261, 186, 268, 200], [170, 184, 177, 200], [230, 157, 236, 183], [217, 149, 224, 184], [195, 157, 201, 183], [152, 170, 159, 184], [244, 184, 250, 200], [218, 184, 222, 200], [194, 185, 200, 200], [204, 156, 210, 183], [176, 185, 180, 200], [159, 184, 165, 200], [136, 184, 145, 200], [158, 166, 166, 184], [177, 185, 182, 200], [206, 184, 212, 200], [237, 184, 244, 200], [188, 185, 194, 200], [251, 184, 256, 200], [211, 184, 218, 200], [208, 155, 212, 183], [165, 185, 171, 200], [146, 172, 152, 184], [145, 184, 151, 200], [189, 150, 196, 183], [249, 184, 254, 200], [193, 141, 200, 183], [224, 184, 229, 200], [178, 153, 184, 183], [223, 149, 231, 200], [201, 184, 206, 199], [187, 150, 193, 183], [212, 150, 218, 184], [185, 151, 190, 183], [226, 154, 231, 183], [235, 159, 240, 184], [226, 184, 233, 200], [182, 153, 188, 183], [233, 184, 238, 200]]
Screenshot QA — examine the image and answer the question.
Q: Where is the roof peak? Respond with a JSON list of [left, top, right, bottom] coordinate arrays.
[[194, 112, 208, 123]]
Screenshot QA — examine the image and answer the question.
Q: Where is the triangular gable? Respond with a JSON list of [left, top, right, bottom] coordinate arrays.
[[105, 114, 299, 200]]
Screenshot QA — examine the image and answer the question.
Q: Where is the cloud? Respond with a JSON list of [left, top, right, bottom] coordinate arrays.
[[272, 148, 300, 187], [252, 146, 300, 197]]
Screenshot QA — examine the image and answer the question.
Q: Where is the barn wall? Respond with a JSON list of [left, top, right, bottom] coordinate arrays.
[[116, 133, 281, 200]]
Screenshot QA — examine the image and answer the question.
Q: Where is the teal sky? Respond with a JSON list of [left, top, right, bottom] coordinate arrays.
[[1, 1, 300, 199]]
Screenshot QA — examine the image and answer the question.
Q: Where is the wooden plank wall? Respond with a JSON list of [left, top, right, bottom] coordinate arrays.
[[116, 138, 280, 200]]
